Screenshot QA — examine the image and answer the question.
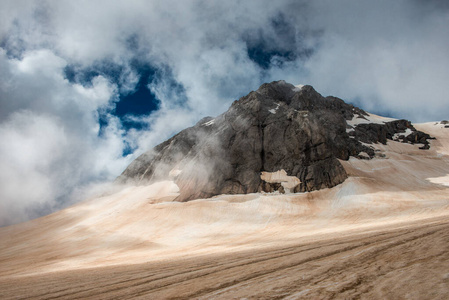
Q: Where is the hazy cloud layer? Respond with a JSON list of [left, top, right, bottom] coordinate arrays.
[[0, 48, 131, 225], [1, 0, 448, 225]]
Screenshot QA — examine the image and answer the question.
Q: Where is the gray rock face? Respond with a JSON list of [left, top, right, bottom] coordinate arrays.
[[349, 119, 432, 149], [117, 81, 433, 201]]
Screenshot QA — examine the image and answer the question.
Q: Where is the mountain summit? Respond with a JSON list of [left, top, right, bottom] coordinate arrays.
[[2, 82, 449, 299], [118, 80, 432, 201]]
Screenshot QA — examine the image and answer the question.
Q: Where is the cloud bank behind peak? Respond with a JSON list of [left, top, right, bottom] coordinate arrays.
[[1, 0, 448, 225]]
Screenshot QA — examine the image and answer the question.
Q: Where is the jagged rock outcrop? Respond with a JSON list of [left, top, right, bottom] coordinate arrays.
[[117, 81, 433, 201], [349, 119, 433, 149]]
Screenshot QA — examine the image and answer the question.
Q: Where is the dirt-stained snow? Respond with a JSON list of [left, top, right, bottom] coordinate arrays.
[[0, 122, 448, 299]]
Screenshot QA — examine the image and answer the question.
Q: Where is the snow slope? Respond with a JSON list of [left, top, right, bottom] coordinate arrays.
[[0, 122, 448, 299]]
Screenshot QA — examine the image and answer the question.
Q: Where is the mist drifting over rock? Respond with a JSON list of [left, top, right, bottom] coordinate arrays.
[[118, 81, 432, 201]]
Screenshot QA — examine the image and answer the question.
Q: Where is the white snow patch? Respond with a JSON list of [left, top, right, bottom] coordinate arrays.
[[202, 119, 215, 126], [347, 113, 396, 128], [260, 169, 301, 193], [269, 103, 281, 114], [358, 152, 370, 159], [427, 174, 449, 187], [393, 128, 413, 140], [169, 168, 182, 179], [292, 84, 305, 92]]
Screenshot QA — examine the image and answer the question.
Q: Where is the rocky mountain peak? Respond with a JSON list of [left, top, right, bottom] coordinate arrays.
[[117, 81, 433, 201]]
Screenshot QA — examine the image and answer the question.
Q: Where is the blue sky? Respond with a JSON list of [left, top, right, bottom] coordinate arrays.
[[1, 0, 449, 225]]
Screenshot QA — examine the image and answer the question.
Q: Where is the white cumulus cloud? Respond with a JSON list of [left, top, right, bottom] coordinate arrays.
[[1, 0, 449, 225]]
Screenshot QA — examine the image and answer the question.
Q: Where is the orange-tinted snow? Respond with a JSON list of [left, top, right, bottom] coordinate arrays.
[[0, 122, 448, 299]]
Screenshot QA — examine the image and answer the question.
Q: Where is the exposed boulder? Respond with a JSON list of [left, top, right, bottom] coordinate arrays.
[[349, 119, 433, 148]]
